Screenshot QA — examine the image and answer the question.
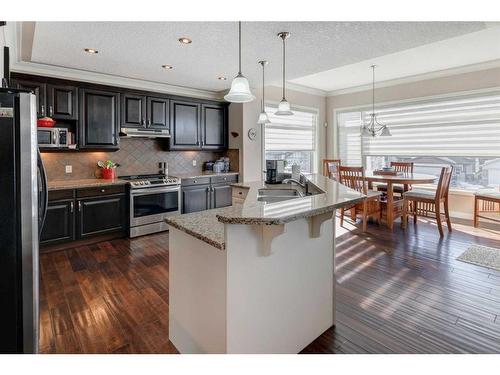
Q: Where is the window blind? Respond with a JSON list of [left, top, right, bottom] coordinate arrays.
[[337, 111, 363, 166], [338, 91, 500, 162], [265, 106, 316, 152]]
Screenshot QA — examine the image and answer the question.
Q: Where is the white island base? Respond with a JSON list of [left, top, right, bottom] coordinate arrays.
[[169, 212, 336, 354]]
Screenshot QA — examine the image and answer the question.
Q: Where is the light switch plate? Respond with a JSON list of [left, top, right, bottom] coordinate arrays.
[[192, 160, 197, 167], [65, 165, 73, 174]]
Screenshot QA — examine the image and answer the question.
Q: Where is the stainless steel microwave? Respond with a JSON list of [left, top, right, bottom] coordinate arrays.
[[37, 128, 69, 148]]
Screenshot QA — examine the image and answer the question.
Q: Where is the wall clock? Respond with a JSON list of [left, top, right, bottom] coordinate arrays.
[[247, 128, 257, 141]]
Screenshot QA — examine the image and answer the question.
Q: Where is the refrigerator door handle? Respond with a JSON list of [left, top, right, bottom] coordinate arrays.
[[37, 149, 48, 238]]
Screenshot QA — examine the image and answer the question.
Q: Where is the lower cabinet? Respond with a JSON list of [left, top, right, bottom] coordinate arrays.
[[40, 200, 75, 245], [77, 195, 126, 238], [181, 174, 238, 214], [40, 187, 127, 248], [181, 184, 210, 214]]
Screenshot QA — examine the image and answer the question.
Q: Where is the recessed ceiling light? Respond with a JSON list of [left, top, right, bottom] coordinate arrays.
[[84, 48, 98, 54], [162, 64, 174, 70], [218, 76, 227, 81], [178, 37, 192, 45]]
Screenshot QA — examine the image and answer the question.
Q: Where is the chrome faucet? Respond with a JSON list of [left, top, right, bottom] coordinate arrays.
[[282, 178, 310, 195]]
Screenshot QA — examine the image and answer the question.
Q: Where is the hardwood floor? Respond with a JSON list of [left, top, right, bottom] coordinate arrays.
[[39, 217, 500, 354]]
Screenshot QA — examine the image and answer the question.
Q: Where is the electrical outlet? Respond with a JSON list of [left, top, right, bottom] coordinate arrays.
[[65, 165, 72, 174], [192, 160, 197, 167]]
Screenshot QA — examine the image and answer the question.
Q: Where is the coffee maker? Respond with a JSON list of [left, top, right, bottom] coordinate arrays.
[[265, 160, 286, 184]]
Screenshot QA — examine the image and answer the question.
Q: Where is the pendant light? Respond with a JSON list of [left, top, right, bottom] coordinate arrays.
[[275, 31, 293, 116], [257, 60, 271, 124], [224, 21, 255, 103], [361, 65, 391, 137]]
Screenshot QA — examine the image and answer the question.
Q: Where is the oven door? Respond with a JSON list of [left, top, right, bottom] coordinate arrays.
[[130, 186, 181, 227]]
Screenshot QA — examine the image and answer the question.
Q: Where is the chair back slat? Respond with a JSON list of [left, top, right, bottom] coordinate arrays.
[[436, 166, 454, 200], [391, 161, 413, 174], [323, 159, 341, 180], [338, 166, 367, 194]]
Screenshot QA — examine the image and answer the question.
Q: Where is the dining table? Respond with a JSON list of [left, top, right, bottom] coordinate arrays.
[[364, 172, 437, 229]]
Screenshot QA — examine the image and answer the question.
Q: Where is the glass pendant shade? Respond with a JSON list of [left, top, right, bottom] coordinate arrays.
[[275, 99, 293, 116], [224, 73, 255, 103], [380, 126, 392, 137], [257, 111, 271, 124]]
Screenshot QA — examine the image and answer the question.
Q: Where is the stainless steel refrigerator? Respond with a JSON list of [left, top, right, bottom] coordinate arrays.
[[0, 88, 48, 353]]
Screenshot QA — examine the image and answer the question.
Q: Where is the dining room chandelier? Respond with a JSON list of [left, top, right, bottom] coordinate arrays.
[[361, 65, 391, 137]]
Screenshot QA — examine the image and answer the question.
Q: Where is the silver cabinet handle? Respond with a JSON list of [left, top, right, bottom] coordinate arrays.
[[100, 188, 106, 193], [41, 105, 45, 117], [147, 119, 152, 127], [70, 201, 74, 213], [78, 201, 82, 212], [142, 118, 146, 127], [49, 105, 53, 117]]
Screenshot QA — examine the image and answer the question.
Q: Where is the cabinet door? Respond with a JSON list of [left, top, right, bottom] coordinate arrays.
[[79, 89, 120, 149], [181, 185, 210, 214], [201, 104, 227, 150], [12, 79, 47, 117], [170, 100, 201, 150], [47, 84, 78, 120], [212, 183, 232, 209], [77, 195, 126, 239], [147, 96, 169, 129], [121, 93, 146, 128], [40, 200, 75, 246]]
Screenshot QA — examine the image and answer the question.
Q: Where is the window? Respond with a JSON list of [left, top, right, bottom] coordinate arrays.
[[337, 90, 500, 191], [264, 105, 317, 173]]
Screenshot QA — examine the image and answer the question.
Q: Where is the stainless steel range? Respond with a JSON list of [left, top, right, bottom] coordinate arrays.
[[120, 174, 181, 238]]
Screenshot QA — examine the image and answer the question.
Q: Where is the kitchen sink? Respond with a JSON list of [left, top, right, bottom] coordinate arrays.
[[258, 188, 303, 197]]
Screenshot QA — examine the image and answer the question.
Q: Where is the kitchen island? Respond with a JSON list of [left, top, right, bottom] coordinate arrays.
[[165, 174, 364, 354]]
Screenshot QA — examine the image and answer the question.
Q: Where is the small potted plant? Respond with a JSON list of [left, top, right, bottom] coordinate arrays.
[[97, 160, 118, 180]]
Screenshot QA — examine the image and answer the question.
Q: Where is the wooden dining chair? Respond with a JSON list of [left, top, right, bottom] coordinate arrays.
[[338, 166, 382, 232], [402, 166, 453, 237], [377, 161, 414, 196], [322, 159, 341, 181]]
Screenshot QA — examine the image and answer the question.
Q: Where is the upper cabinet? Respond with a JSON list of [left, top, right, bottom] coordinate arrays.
[[121, 93, 146, 128], [201, 104, 227, 150], [169, 100, 227, 151], [79, 88, 120, 150], [122, 94, 170, 130], [46, 84, 78, 120], [12, 79, 47, 117], [169, 100, 201, 149]]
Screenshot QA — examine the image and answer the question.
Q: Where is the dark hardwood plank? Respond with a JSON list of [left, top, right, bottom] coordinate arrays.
[[39, 217, 500, 354]]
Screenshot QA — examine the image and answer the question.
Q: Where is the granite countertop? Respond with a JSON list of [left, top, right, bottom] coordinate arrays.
[[48, 178, 128, 191], [176, 171, 239, 180], [165, 174, 365, 250]]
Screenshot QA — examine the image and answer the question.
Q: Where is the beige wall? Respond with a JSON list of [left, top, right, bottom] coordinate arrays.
[[326, 66, 500, 158], [230, 85, 327, 182]]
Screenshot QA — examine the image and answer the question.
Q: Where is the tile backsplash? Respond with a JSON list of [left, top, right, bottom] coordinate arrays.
[[41, 138, 238, 181]]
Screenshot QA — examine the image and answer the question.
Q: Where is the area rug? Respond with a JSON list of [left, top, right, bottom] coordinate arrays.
[[457, 245, 500, 271]]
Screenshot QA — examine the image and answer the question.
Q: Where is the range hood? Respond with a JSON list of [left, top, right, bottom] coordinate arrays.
[[120, 127, 171, 138]]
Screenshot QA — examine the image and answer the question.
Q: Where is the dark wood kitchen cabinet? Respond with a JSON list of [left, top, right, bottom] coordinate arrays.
[[11, 78, 47, 117], [147, 96, 169, 129], [201, 104, 227, 150], [77, 195, 126, 239], [181, 184, 210, 213], [121, 93, 146, 128], [212, 183, 232, 208], [170, 100, 201, 149], [46, 84, 78, 120], [40, 200, 75, 245], [79, 88, 120, 149]]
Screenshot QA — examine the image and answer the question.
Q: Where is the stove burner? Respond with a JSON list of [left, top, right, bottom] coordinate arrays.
[[119, 174, 180, 188]]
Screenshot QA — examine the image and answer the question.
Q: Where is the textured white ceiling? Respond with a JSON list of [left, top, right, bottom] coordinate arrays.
[[29, 21, 487, 92]]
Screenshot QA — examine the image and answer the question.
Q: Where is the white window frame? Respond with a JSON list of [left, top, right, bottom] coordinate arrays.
[[334, 86, 500, 194], [262, 101, 320, 175]]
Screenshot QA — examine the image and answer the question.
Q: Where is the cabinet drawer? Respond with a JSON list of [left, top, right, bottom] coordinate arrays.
[[232, 186, 249, 199], [76, 185, 126, 198], [181, 177, 210, 186], [48, 189, 75, 201], [211, 174, 238, 184]]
